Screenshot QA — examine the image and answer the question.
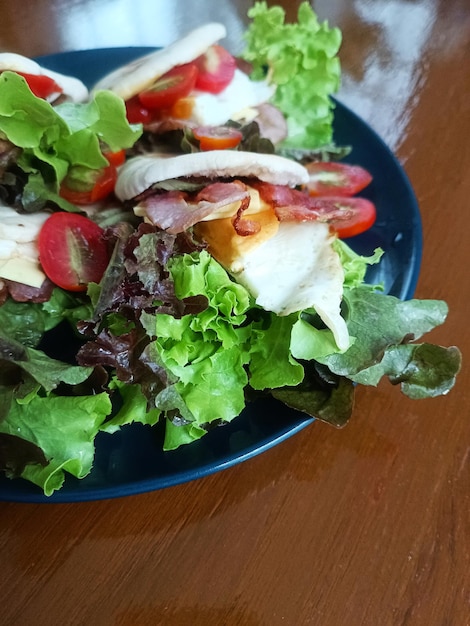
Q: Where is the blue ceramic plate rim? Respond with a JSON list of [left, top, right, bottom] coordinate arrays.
[[0, 48, 422, 503]]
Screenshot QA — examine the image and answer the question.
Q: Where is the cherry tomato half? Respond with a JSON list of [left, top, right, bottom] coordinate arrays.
[[125, 95, 154, 124], [194, 45, 236, 94], [138, 63, 198, 110], [193, 126, 243, 151], [305, 162, 373, 197], [12, 71, 63, 99], [38, 212, 110, 292], [314, 196, 377, 238], [60, 163, 118, 205]]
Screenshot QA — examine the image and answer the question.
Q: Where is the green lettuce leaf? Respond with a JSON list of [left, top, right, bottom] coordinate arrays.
[[249, 313, 304, 389], [0, 288, 91, 348], [272, 375, 355, 428], [349, 343, 461, 398], [0, 331, 95, 414], [0, 297, 56, 348], [163, 417, 208, 450], [1, 393, 111, 495], [56, 90, 140, 154], [0, 71, 141, 210], [333, 239, 383, 289], [242, 1, 342, 149], [101, 377, 161, 433], [302, 285, 461, 399], [319, 286, 450, 375], [288, 272, 461, 401], [0, 328, 112, 495], [290, 312, 343, 361]]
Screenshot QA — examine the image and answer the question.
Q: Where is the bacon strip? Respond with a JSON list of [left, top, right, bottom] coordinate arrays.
[[137, 181, 252, 235], [139, 191, 192, 233], [138, 178, 347, 238], [252, 181, 349, 223], [232, 194, 260, 236]]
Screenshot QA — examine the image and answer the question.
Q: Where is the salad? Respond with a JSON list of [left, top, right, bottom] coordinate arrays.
[[0, 2, 461, 496]]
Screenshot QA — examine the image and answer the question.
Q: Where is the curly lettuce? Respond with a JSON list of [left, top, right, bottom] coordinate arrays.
[[242, 1, 342, 149], [0, 234, 461, 494], [106, 248, 460, 451]]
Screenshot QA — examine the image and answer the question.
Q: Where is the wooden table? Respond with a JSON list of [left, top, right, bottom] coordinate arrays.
[[1, 1, 469, 624]]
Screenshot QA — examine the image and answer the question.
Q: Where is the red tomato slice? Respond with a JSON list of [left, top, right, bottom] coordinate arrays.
[[314, 196, 377, 238], [38, 212, 110, 292], [13, 71, 63, 99], [138, 63, 198, 110], [193, 126, 242, 151], [60, 163, 117, 205], [194, 45, 236, 94], [305, 162, 373, 197]]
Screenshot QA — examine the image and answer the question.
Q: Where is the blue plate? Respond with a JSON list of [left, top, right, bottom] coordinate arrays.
[[0, 48, 422, 502]]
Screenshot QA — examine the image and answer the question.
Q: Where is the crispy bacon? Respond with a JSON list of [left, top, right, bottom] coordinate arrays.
[[138, 181, 252, 235], [141, 191, 191, 233], [138, 178, 348, 239], [232, 195, 260, 236], [194, 181, 246, 204], [252, 181, 348, 223]]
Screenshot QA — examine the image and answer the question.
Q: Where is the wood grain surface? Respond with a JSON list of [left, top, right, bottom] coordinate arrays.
[[1, 1, 469, 625]]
